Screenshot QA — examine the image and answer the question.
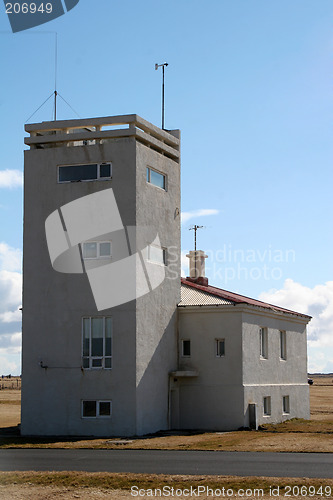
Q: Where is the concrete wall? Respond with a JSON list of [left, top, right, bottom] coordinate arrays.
[[241, 308, 310, 426], [175, 307, 244, 430], [135, 141, 180, 435], [22, 124, 180, 437]]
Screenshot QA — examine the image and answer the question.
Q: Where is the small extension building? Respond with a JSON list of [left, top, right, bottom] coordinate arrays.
[[21, 114, 311, 436]]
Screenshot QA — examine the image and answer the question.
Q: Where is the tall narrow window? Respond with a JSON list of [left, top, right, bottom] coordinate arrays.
[[146, 167, 166, 190], [182, 340, 191, 357], [263, 396, 271, 416], [280, 330, 287, 360], [216, 339, 225, 357], [260, 327, 268, 359], [283, 396, 290, 414], [82, 317, 112, 369]]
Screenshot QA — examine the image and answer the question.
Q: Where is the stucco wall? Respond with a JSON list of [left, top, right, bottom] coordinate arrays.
[[22, 139, 140, 436], [135, 141, 180, 435], [241, 308, 310, 426], [176, 308, 244, 430]]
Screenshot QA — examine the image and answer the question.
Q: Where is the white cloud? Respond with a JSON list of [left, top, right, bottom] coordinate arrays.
[[0, 356, 19, 376], [0, 270, 22, 314], [259, 280, 333, 372], [0, 243, 22, 272], [0, 169, 23, 189], [181, 209, 219, 225]]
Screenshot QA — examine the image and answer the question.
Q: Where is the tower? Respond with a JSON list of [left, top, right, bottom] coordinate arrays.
[[21, 114, 180, 436]]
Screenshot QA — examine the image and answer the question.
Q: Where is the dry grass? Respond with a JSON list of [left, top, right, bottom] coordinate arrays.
[[0, 471, 333, 498]]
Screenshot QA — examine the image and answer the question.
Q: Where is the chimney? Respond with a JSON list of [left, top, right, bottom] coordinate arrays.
[[186, 250, 208, 286]]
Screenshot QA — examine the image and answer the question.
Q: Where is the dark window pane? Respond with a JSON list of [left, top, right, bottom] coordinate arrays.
[[183, 340, 191, 356], [99, 242, 111, 257], [99, 401, 111, 416], [91, 318, 103, 356], [82, 357, 89, 368], [92, 358, 102, 367], [83, 400, 96, 417], [83, 318, 90, 357], [146, 167, 150, 182], [217, 340, 225, 356], [100, 164, 111, 178], [59, 164, 97, 182], [105, 358, 112, 368]]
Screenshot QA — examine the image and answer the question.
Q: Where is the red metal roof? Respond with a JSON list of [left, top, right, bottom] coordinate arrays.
[[180, 278, 311, 319]]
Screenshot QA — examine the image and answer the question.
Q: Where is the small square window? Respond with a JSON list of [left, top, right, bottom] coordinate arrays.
[[100, 163, 111, 178], [82, 400, 96, 418], [99, 401, 111, 416], [83, 242, 97, 259], [100, 242, 111, 257], [148, 245, 167, 265], [146, 167, 166, 190], [263, 396, 271, 416], [82, 241, 111, 260], [182, 340, 191, 357], [216, 339, 225, 357], [82, 400, 112, 418], [283, 396, 290, 414]]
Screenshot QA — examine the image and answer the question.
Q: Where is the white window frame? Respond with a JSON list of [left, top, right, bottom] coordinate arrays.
[[82, 317, 112, 370], [263, 396, 271, 416], [147, 244, 167, 266], [283, 395, 290, 414], [280, 330, 287, 360], [58, 162, 112, 183], [82, 400, 112, 418], [146, 166, 167, 190], [82, 241, 112, 260], [216, 339, 225, 357], [260, 327, 268, 359], [181, 339, 191, 357]]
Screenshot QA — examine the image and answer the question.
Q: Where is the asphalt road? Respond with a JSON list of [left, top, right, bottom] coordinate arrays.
[[0, 449, 333, 478]]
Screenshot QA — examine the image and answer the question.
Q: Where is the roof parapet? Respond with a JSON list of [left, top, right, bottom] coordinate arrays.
[[24, 114, 180, 162]]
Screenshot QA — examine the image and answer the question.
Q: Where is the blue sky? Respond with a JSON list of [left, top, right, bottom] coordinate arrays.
[[0, 0, 332, 374]]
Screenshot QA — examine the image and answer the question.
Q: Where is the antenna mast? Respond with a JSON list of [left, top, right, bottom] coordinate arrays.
[[54, 33, 58, 120], [189, 225, 204, 252]]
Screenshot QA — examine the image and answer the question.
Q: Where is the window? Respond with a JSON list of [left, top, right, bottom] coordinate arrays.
[[82, 400, 112, 418], [283, 396, 290, 414], [182, 340, 191, 357], [280, 330, 287, 360], [260, 327, 268, 359], [58, 163, 112, 183], [82, 241, 111, 259], [82, 317, 112, 369], [146, 167, 166, 190], [263, 396, 271, 416], [216, 339, 225, 357], [148, 244, 167, 265]]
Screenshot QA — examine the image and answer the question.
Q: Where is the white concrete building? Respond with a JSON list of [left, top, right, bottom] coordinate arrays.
[[21, 114, 311, 436]]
